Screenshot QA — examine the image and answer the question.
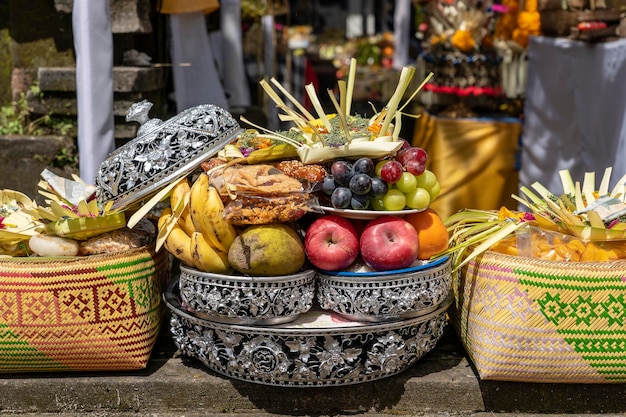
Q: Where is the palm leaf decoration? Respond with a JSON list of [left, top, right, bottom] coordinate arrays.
[[444, 167, 626, 272], [21, 170, 126, 240], [442, 208, 529, 272], [225, 59, 434, 165], [514, 168, 626, 241]]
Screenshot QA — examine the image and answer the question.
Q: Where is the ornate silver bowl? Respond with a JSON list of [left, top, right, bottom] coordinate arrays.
[[95, 101, 243, 210], [316, 256, 452, 322], [165, 278, 452, 387], [178, 264, 316, 326]]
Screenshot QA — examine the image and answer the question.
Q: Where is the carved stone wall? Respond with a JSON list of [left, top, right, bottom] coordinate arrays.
[[54, 0, 154, 34]]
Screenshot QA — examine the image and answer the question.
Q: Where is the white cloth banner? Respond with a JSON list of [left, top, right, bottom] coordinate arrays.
[[520, 36, 626, 196], [218, 0, 251, 108], [73, 0, 116, 183], [393, 0, 412, 69], [170, 11, 229, 112]]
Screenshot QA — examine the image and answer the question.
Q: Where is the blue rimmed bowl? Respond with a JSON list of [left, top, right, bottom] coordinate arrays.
[[316, 256, 452, 322]]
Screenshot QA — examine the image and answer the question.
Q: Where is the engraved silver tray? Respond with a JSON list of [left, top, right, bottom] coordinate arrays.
[[95, 101, 243, 210], [165, 278, 452, 387], [179, 264, 316, 326], [316, 256, 451, 323]]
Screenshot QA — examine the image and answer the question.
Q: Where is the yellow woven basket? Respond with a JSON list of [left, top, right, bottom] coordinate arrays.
[[451, 250, 626, 383], [0, 246, 170, 373]]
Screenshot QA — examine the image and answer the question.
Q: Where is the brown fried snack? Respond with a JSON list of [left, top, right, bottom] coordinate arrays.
[[275, 160, 327, 183], [209, 164, 304, 196], [200, 157, 227, 172], [223, 193, 312, 225]]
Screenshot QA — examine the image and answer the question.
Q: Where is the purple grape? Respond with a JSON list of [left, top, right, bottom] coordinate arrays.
[[380, 160, 403, 183], [350, 193, 370, 210], [349, 173, 372, 195], [370, 176, 388, 197], [331, 160, 354, 186], [331, 187, 352, 208], [353, 157, 374, 175], [405, 160, 426, 176], [322, 175, 337, 195]]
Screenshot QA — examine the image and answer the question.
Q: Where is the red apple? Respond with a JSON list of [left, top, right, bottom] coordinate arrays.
[[304, 215, 359, 271], [360, 215, 418, 271]]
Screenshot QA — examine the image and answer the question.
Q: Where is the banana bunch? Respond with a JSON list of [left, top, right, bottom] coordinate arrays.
[[157, 173, 237, 274]]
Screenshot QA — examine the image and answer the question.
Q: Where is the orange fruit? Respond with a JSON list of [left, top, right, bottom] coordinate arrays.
[[404, 208, 450, 260]]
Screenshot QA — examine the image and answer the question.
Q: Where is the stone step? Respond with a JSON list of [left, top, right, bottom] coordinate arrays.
[[37, 66, 165, 93], [0, 134, 77, 199], [30, 66, 168, 141], [8, 409, 624, 417], [27, 91, 159, 118], [0, 322, 625, 416], [6, 409, 624, 417]]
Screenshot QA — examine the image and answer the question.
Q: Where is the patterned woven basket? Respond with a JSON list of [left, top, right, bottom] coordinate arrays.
[[0, 246, 170, 373], [451, 250, 626, 383]]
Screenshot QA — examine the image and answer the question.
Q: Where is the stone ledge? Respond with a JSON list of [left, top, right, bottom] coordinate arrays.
[[37, 66, 165, 93], [54, 0, 153, 34], [0, 134, 76, 198], [27, 90, 163, 122], [0, 322, 625, 416]]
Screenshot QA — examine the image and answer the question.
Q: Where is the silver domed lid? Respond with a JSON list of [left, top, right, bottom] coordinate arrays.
[[95, 100, 243, 211]]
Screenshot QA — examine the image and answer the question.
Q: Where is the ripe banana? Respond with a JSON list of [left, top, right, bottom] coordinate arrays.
[[190, 231, 230, 273], [170, 178, 191, 212], [178, 209, 195, 237], [157, 207, 172, 230], [189, 173, 236, 253], [170, 178, 196, 235], [156, 207, 175, 251], [164, 223, 195, 268], [204, 185, 237, 250]]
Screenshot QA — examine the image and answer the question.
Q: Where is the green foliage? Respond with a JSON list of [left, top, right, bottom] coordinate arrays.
[[0, 83, 76, 137], [0, 91, 30, 135], [0, 83, 78, 169], [51, 146, 78, 169]]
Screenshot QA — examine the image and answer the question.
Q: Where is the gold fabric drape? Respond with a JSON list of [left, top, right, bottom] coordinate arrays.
[[157, 0, 220, 14], [412, 111, 522, 220]]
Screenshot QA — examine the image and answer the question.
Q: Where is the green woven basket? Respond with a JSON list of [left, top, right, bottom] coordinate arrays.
[[451, 250, 626, 383], [0, 246, 169, 373]]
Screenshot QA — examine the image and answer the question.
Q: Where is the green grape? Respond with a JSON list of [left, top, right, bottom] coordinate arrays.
[[429, 181, 441, 201], [395, 172, 417, 193], [370, 196, 386, 211], [415, 169, 437, 191], [405, 187, 431, 209], [383, 189, 407, 211]]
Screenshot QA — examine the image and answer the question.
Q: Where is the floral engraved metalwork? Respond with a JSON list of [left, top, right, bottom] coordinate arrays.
[[178, 265, 316, 325], [95, 101, 243, 210], [165, 281, 451, 387], [316, 257, 452, 322]]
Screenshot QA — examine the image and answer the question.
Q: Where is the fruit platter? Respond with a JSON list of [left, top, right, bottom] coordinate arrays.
[[146, 61, 452, 385], [0, 60, 452, 383]]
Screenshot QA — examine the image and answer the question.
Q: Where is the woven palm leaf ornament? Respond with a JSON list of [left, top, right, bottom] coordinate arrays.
[[445, 168, 626, 383], [0, 189, 41, 256], [444, 167, 626, 272], [17, 169, 126, 241], [221, 58, 434, 165], [0, 169, 126, 254]]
